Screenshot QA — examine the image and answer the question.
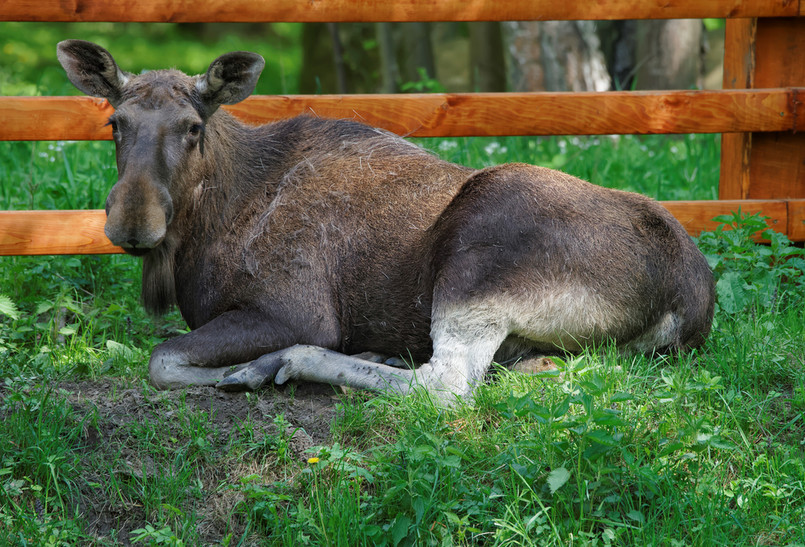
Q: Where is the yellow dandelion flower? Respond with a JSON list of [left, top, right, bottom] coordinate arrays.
[[307, 457, 320, 464]]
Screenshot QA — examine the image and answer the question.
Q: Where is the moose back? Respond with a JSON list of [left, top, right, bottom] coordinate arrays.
[[57, 40, 715, 402]]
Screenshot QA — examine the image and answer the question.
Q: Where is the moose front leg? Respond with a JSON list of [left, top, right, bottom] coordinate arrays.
[[216, 345, 419, 393], [220, 324, 505, 404], [147, 310, 298, 389], [240, 310, 512, 403]]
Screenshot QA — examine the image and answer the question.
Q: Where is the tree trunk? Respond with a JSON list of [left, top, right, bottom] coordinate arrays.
[[376, 22, 399, 93], [327, 23, 349, 94], [505, 21, 611, 92], [634, 20, 704, 89], [299, 23, 381, 94], [469, 22, 507, 92], [300, 23, 335, 94], [597, 20, 638, 90], [400, 22, 436, 83]]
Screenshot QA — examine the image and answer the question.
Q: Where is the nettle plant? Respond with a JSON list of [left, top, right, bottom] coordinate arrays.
[[696, 211, 805, 315]]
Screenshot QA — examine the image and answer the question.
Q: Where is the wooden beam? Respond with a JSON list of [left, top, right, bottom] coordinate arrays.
[[660, 199, 794, 237], [720, 18, 757, 200], [3, 200, 802, 256], [745, 18, 805, 200], [3, 89, 804, 141], [1, 96, 113, 142], [0, 210, 121, 255], [0, 0, 797, 23], [788, 200, 805, 241]]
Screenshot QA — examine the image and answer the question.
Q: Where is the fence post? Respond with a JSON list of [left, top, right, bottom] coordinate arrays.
[[719, 18, 756, 200], [721, 17, 805, 203]]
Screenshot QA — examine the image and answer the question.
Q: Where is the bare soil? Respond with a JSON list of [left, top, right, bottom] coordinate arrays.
[[54, 378, 342, 545]]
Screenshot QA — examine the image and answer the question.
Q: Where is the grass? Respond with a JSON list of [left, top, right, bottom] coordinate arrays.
[[415, 133, 721, 201], [222, 328, 805, 546], [0, 22, 302, 97], [1, 23, 803, 546], [1, 149, 803, 545], [0, 134, 720, 215]]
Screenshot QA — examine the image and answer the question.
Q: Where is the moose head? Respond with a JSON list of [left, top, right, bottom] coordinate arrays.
[[58, 39, 264, 255]]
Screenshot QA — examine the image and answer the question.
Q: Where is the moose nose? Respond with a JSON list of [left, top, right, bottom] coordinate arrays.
[[122, 238, 153, 256]]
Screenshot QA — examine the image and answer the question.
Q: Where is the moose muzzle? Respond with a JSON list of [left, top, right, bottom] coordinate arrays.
[[104, 176, 173, 256]]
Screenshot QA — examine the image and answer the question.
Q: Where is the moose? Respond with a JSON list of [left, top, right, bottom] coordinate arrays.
[[57, 40, 715, 402]]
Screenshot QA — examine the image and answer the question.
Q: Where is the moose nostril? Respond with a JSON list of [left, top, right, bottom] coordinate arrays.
[[127, 238, 140, 248]]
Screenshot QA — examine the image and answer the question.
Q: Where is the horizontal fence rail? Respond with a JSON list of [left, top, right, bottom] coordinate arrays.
[[2, 0, 802, 23], [2, 200, 804, 256], [2, 0, 805, 250], [2, 89, 804, 141]]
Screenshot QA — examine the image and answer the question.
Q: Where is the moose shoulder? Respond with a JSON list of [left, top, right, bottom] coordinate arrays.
[[57, 40, 715, 402]]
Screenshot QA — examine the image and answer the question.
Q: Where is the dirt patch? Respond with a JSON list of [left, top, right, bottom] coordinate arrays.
[[52, 378, 343, 545], [60, 378, 340, 447]]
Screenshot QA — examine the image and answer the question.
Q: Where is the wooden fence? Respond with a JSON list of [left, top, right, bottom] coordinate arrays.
[[1, 0, 804, 256]]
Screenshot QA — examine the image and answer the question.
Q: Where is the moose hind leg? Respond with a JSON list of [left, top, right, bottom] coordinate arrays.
[[242, 301, 510, 402], [263, 305, 508, 402], [412, 303, 510, 399], [266, 345, 421, 393]]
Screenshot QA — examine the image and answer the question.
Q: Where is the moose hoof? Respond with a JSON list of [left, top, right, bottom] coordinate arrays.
[[216, 353, 285, 391]]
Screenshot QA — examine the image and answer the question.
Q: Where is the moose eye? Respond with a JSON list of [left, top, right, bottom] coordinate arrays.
[[188, 124, 202, 137]]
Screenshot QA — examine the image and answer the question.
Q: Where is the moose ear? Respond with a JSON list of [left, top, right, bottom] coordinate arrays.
[[196, 51, 265, 117], [57, 40, 130, 107]]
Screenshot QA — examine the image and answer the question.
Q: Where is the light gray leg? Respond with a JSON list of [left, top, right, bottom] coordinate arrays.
[[217, 345, 419, 393], [216, 347, 414, 392], [510, 356, 559, 375], [215, 352, 290, 391], [350, 351, 411, 368], [259, 303, 509, 403], [149, 345, 249, 389], [145, 309, 307, 390], [408, 305, 509, 399]]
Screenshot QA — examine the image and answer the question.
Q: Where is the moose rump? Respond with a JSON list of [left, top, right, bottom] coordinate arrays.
[[57, 39, 715, 402]]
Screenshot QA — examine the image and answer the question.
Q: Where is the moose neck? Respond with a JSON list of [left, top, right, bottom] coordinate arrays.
[[190, 111, 271, 224], [141, 109, 279, 318]]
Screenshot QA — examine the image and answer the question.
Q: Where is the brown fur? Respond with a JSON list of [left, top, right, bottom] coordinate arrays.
[[57, 40, 715, 400]]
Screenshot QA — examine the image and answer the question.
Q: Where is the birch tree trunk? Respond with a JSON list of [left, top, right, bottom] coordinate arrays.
[[634, 20, 703, 89], [505, 21, 611, 92]]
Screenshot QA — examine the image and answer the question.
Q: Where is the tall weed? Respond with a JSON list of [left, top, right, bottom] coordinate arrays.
[[696, 210, 805, 315]]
